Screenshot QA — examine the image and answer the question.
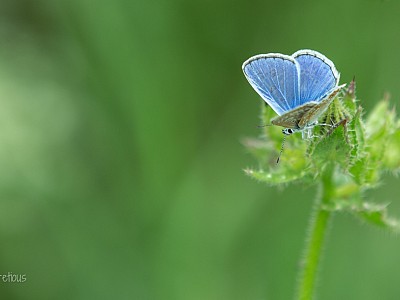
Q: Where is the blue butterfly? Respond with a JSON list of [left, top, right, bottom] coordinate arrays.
[[242, 49, 345, 139]]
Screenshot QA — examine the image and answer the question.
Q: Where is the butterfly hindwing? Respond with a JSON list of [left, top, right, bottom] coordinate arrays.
[[292, 50, 340, 104], [297, 84, 345, 128]]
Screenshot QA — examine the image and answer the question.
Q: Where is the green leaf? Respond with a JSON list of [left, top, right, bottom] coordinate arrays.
[[353, 202, 400, 232], [311, 118, 352, 172], [244, 167, 312, 185]]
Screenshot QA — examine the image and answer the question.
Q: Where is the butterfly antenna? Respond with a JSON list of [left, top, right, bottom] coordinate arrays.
[[257, 124, 272, 128], [276, 136, 286, 164]]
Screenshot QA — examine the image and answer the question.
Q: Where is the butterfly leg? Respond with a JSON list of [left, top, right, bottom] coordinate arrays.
[[301, 126, 322, 139], [326, 118, 349, 142]]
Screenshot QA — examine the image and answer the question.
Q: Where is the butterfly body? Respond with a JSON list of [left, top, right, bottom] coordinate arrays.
[[242, 50, 344, 137]]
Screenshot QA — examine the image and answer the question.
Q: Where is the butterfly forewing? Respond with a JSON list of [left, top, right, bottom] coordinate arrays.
[[292, 50, 339, 104], [242, 54, 300, 116]]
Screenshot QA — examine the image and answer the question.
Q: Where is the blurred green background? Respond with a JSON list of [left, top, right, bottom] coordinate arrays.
[[1, 0, 400, 299]]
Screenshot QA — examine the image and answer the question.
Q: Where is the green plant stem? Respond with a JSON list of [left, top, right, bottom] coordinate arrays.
[[296, 166, 334, 300]]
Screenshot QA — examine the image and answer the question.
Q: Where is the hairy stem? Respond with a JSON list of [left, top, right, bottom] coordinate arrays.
[[296, 166, 334, 300]]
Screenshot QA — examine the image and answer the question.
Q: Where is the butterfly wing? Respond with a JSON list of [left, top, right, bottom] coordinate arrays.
[[271, 102, 317, 129], [242, 54, 300, 116], [292, 50, 340, 104]]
